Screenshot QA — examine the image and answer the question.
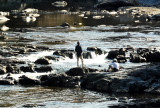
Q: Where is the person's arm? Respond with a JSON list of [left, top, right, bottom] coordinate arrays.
[[80, 46, 82, 53], [75, 46, 77, 52]]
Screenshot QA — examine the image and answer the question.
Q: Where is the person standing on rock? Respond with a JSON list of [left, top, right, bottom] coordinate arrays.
[[75, 41, 84, 67], [107, 59, 119, 72]]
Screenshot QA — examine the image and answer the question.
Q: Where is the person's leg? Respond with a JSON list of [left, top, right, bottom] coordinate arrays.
[[77, 56, 79, 67], [80, 56, 84, 67], [107, 65, 113, 72]]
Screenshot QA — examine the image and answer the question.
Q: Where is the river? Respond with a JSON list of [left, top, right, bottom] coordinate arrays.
[[0, 1, 160, 108]]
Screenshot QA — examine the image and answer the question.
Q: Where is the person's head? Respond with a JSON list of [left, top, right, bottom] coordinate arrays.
[[77, 41, 80, 45]]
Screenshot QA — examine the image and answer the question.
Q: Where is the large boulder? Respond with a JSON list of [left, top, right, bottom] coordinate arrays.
[[19, 75, 40, 85], [0, 73, 18, 85], [81, 73, 112, 91], [41, 73, 81, 87], [65, 67, 89, 76], [34, 57, 50, 65], [0, 79, 15, 85], [107, 48, 125, 59], [145, 51, 160, 62]]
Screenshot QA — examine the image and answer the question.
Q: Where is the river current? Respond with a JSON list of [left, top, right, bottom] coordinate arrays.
[[0, 1, 160, 108]]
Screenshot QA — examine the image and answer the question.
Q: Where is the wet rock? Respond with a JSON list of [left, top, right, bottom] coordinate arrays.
[[137, 48, 150, 55], [0, 65, 6, 75], [96, 1, 134, 11], [6, 64, 21, 74], [65, 67, 89, 76], [20, 66, 34, 72], [41, 73, 81, 87], [128, 81, 147, 92], [0, 79, 15, 85], [35, 66, 52, 72], [60, 22, 70, 27], [34, 57, 50, 65], [87, 47, 103, 55], [22, 104, 38, 107], [83, 52, 92, 59], [0, 73, 17, 85], [19, 75, 40, 85], [129, 66, 160, 81], [145, 51, 160, 62], [130, 53, 146, 63], [107, 48, 125, 59], [107, 50, 119, 59], [151, 14, 160, 21], [87, 47, 98, 51], [110, 99, 160, 108], [53, 49, 74, 59], [6, 64, 14, 73], [116, 55, 127, 63], [81, 73, 111, 91], [39, 75, 49, 82]]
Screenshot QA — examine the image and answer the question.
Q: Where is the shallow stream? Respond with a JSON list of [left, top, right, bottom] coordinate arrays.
[[0, 1, 160, 107]]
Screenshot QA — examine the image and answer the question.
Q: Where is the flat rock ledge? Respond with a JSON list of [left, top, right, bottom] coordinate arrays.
[[1, 63, 160, 95], [1, 64, 160, 107]]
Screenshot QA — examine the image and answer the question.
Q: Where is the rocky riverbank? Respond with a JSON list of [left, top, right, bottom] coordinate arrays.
[[0, 34, 160, 92]]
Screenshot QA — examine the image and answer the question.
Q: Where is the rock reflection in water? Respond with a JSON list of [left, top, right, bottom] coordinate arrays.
[[0, 85, 113, 108]]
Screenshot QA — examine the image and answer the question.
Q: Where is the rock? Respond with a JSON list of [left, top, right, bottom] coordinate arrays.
[[39, 75, 49, 82], [22, 104, 38, 107], [107, 50, 119, 59], [60, 22, 70, 27], [41, 73, 81, 87], [116, 55, 127, 63], [96, 1, 134, 11], [0, 79, 15, 85], [107, 49, 125, 59], [0, 65, 6, 75], [65, 67, 89, 76], [19, 75, 40, 85], [83, 52, 92, 59], [87, 47, 103, 55], [6, 64, 14, 73], [20, 66, 34, 72], [81, 73, 111, 91], [145, 51, 160, 62], [34, 57, 50, 65], [151, 14, 160, 21], [87, 47, 98, 51], [35, 66, 52, 72], [130, 53, 146, 63], [53, 49, 74, 59]]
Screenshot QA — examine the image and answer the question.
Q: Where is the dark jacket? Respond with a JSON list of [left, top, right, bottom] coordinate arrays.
[[75, 45, 82, 57]]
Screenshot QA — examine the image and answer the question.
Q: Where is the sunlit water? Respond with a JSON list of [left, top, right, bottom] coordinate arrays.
[[0, 85, 120, 108]]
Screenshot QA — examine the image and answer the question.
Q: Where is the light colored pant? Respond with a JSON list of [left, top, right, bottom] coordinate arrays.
[[77, 56, 84, 67]]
